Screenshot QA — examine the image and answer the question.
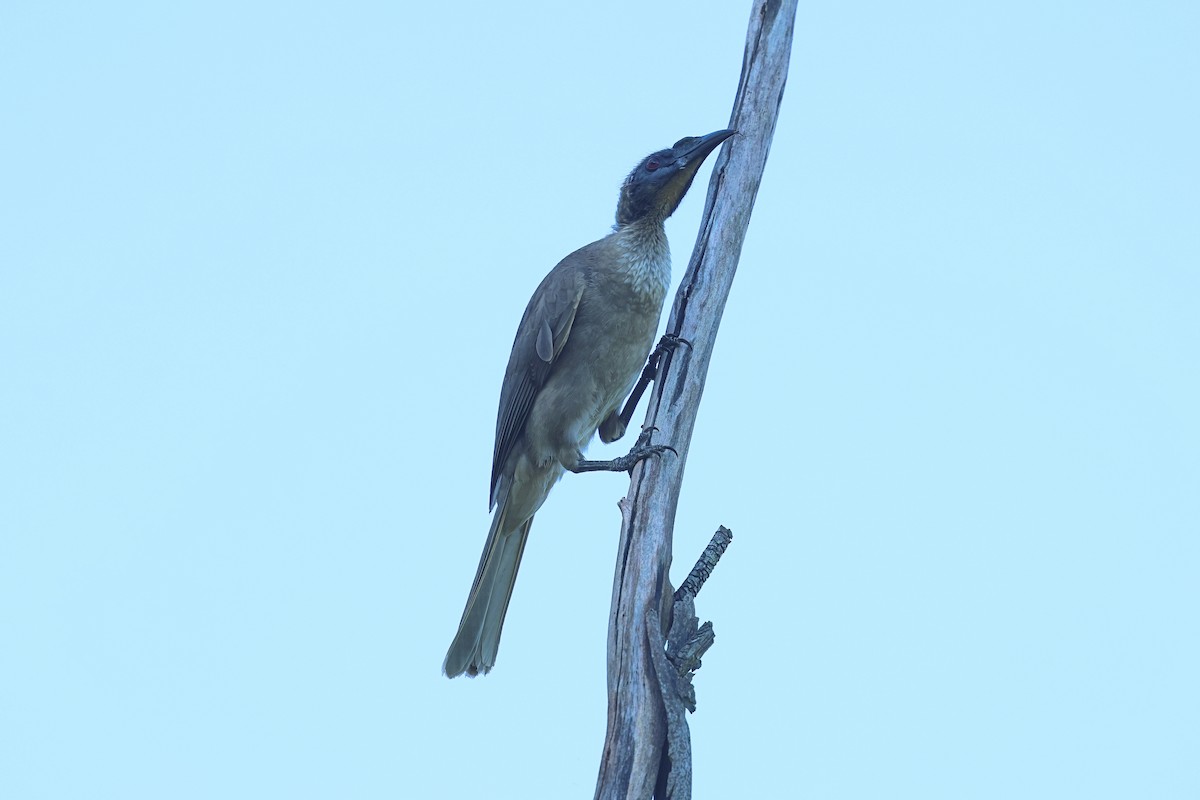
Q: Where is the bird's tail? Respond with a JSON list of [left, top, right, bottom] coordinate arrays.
[[443, 496, 533, 678]]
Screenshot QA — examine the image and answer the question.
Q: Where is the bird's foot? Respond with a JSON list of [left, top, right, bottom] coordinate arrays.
[[635, 426, 659, 446], [650, 333, 691, 367], [571, 441, 677, 475]]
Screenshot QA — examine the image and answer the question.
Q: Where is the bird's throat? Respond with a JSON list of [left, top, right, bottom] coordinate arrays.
[[615, 218, 671, 301]]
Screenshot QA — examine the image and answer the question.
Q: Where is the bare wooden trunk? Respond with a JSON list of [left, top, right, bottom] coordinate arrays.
[[594, 1, 798, 798]]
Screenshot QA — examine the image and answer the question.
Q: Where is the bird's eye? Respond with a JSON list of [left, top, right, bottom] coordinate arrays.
[[645, 159, 660, 172]]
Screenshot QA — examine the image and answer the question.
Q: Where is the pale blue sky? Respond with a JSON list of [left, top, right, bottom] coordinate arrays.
[[2, 1, 1197, 798]]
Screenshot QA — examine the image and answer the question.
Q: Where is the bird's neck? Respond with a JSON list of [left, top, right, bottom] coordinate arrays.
[[613, 217, 671, 301]]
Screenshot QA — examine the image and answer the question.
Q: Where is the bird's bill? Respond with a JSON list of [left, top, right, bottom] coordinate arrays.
[[674, 129, 737, 169]]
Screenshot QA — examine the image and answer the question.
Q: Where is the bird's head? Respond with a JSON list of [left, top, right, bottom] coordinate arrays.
[[616, 129, 736, 227]]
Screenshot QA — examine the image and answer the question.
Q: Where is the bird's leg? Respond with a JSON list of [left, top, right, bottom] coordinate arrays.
[[603, 334, 691, 442], [569, 427, 677, 475], [627, 334, 691, 421]]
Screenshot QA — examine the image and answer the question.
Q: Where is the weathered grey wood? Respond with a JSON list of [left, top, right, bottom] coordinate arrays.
[[674, 526, 734, 603], [594, 1, 797, 798]]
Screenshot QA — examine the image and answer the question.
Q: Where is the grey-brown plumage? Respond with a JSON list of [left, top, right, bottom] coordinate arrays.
[[443, 129, 735, 678]]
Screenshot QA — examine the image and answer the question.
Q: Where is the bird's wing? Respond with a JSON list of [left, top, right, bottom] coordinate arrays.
[[490, 261, 586, 506]]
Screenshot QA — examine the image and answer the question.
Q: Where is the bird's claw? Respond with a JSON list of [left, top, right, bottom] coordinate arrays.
[[616, 443, 676, 474], [663, 333, 692, 350], [653, 333, 692, 360], [636, 426, 660, 447]]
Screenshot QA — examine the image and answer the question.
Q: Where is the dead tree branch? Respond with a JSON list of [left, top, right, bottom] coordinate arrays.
[[674, 526, 734, 603], [594, 1, 797, 798]]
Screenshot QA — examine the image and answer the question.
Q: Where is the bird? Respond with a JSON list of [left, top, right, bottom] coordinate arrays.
[[443, 129, 736, 678]]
